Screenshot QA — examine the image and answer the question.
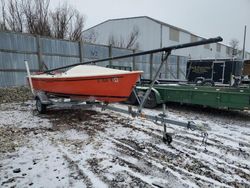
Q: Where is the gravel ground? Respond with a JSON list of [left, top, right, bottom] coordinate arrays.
[[0, 101, 250, 188], [0, 87, 32, 103]]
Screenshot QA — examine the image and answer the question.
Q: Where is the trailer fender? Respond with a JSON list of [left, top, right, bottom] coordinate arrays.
[[151, 88, 163, 104], [136, 86, 163, 105]]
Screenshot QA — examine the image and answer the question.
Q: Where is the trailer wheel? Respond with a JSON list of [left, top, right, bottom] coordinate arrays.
[[195, 77, 204, 86], [36, 98, 47, 114], [144, 91, 157, 108], [201, 80, 214, 86], [163, 133, 172, 145], [126, 91, 138, 105]]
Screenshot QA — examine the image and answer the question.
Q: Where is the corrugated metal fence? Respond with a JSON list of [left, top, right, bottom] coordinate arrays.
[[0, 31, 188, 87]]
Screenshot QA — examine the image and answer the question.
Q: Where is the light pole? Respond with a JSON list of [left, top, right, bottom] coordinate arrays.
[[242, 25, 246, 60]]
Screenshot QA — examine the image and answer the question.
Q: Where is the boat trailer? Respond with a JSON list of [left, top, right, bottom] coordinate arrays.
[[26, 36, 222, 145], [28, 92, 210, 145]]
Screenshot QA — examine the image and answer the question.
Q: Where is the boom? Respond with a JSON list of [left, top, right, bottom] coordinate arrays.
[[43, 36, 223, 73]]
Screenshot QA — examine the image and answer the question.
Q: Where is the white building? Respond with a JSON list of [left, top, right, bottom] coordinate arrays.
[[84, 16, 250, 60]]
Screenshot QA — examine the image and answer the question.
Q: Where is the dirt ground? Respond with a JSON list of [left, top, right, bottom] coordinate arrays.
[[0, 101, 250, 188]]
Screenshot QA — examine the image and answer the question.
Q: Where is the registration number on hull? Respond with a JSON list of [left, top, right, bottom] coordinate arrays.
[[97, 77, 119, 83]]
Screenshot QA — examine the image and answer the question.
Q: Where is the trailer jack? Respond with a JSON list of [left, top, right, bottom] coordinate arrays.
[[160, 104, 173, 145]]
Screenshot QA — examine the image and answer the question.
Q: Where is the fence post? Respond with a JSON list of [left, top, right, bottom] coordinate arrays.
[[165, 57, 168, 79], [177, 56, 180, 79], [150, 53, 153, 80], [36, 35, 43, 71], [79, 41, 84, 63], [109, 44, 112, 66], [132, 49, 136, 70]]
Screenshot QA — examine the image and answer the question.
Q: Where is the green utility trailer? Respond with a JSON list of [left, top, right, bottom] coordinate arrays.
[[131, 84, 250, 110]]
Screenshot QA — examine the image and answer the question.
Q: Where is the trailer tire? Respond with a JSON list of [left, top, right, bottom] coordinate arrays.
[[144, 91, 157, 108], [195, 77, 205, 86], [36, 98, 47, 114], [201, 80, 215, 86], [126, 91, 138, 105], [163, 133, 172, 145]]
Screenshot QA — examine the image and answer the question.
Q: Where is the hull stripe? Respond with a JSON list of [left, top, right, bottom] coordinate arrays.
[[31, 76, 124, 82], [46, 92, 128, 99]]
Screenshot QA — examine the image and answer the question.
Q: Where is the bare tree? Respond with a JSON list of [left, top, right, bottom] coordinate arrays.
[[7, 0, 24, 32], [126, 26, 140, 49], [83, 30, 98, 43], [0, 0, 85, 40], [68, 10, 85, 41], [51, 4, 84, 41], [0, 0, 24, 31], [108, 35, 119, 47], [229, 38, 239, 56], [0, 21, 6, 31], [0, 0, 7, 30], [50, 3, 74, 39], [22, 0, 51, 36], [108, 26, 140, 50]]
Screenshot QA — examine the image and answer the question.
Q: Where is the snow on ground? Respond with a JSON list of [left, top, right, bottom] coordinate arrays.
[[0, 101, 250, 188]]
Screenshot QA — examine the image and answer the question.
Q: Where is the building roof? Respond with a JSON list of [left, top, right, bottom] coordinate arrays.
[[84, 16, 197, 37]]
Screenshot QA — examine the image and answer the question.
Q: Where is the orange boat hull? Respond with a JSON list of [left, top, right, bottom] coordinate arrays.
[[31, 72, 141, 102]]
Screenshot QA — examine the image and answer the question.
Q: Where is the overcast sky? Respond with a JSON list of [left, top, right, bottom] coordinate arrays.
[[52, 0, 250, 51]]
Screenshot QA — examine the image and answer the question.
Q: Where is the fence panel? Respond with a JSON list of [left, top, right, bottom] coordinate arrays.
[[0, 71, 27, 87], [134, 54, 150, 79], [0, 32, 37, 52], [179, 56, 188, 80], [41, 38, 79, 56], [0, 52, 38, 70], [83, 43, 109, 60], [0, 31, 188, 87]]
